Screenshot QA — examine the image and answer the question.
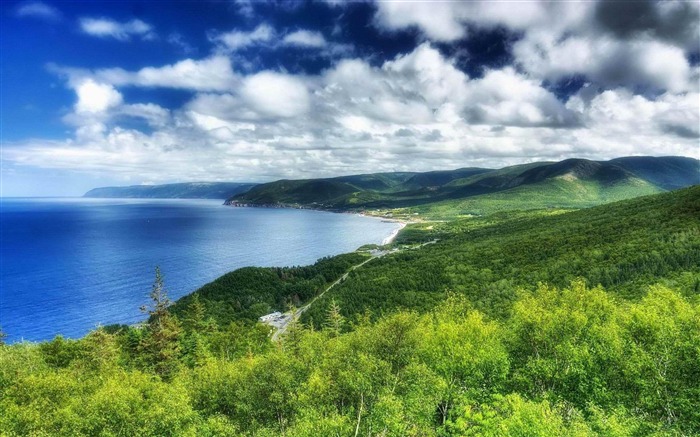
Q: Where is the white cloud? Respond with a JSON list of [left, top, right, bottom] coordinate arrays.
[[372, 0, 696, 95], [212, 23, 275, 51], [119, 103, 170, 128], [569, 88, 700, 141], [283, 30, 327, 47], [463, 68, 580, 127], [372, 1, 588, 42], [79, 17, 154, 41], [10, 42, 699, 186], [15, 1, 61, 21], [514, 34, 693, 93], [374, 2, 466, 41], [73, 79, 123, 114], [96, 56, 238, 92], [240, 72, 311, 118]]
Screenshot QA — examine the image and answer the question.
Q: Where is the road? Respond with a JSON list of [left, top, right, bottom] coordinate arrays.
[[270, 255, 379, 341], [268, 238, 439, 342]]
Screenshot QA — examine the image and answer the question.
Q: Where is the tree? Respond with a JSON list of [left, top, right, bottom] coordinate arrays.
[[140, 266, 172, 321], [0, 325, 7, 346], [80, 327, 120, 372], [181, 293, 212, 367], [324, 299, 345, 337], [182, 293, 206, 333], [139, 266, 182, 380]]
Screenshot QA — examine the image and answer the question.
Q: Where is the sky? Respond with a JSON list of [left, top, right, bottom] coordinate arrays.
[[1, 0, 698, 196]]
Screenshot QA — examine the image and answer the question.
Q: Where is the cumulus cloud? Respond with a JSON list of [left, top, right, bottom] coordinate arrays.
[[463, 68, 580, 127], [73, 79, 122, 113], [373, 2, 587, 41], [241, 72, 311, 118], [79, 17, 155, 41], [212, 24, 343, 55], [15, 1, 61, 21], [513, 35, 694, 93], [282, 30, 327, 48], [8, 32, 699, 185], [119, 103, 171, 128], [372, 0, 697, 95], [95, 56, 238, 92], [212, 23, 275, 51], [594, 0, 700, 51]]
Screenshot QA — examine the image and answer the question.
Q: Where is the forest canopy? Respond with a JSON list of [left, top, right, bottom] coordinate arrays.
[[1, 186, 698, 436]]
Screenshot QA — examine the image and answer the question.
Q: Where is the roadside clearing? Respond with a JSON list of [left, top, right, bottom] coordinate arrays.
[[267, 238, 439, 341]]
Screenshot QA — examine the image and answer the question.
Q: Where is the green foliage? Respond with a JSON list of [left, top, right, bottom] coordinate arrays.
[[2, 282, 699, 435], [170, 252, 368, 326], [621, 285, 700, 428], [445, 394, 596, 436], [304, 186, 700, 325], [228, 157, 698, 218], [1, 187, 699, 435], [323, 299, 345, 337], [85, 181, 256, 199], [38, 335, 82, 369], [139, 267, 183, 380]]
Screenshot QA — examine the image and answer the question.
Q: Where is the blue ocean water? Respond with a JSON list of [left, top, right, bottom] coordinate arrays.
[[0, 198, 398, 343]]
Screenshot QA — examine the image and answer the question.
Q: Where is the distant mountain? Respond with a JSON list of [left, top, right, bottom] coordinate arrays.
[[226, 157, 699, 215], [84, 182, 257, 199], [610, 156, 700, 190]]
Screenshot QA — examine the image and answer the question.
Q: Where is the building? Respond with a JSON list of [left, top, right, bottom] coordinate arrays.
[[259, 312, 282, 323]]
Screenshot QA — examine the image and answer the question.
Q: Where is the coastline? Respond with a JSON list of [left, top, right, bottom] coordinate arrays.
[[224, 201, 410, 247], [4, 200, 399, 343], [381, 222, 407, 245]]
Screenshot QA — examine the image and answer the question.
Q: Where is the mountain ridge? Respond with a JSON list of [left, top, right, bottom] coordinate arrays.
[[83, 182, 256, 199], [226, 156, 699, 215]]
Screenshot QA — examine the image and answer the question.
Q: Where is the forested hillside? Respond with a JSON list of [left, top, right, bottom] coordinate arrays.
[[304, 186, 700, 324], [227, 157, 698, 216], [1, 187, 698, 436], [84, 182, 256, 199]]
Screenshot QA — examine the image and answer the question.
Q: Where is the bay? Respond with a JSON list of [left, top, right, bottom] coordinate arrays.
[[0, 198, 398, 343]]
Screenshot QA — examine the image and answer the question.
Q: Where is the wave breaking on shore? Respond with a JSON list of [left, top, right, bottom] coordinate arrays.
[[382, 222, 407, 245]]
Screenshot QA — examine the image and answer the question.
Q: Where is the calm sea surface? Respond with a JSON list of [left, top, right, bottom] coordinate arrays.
[[0, 198, 398, 343]]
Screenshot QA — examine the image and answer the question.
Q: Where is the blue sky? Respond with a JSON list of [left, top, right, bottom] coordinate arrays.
[[1, 0, 698, 196]]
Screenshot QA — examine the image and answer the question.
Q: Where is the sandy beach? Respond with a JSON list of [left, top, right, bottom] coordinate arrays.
[[381, 222, 407, 245]]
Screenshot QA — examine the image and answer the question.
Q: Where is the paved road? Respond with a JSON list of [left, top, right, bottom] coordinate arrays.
[[269, 239, 439, 342], [270, 255, 378, 341]]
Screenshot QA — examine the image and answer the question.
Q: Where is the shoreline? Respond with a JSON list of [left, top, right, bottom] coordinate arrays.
[[4, 201, 403, 344], [381, 222, 407, 245], [224, 201, 411, 247]]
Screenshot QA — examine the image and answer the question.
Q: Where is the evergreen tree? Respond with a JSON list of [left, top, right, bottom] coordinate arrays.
[[324, 299, 345, 337], [182, 293, 206, 333], [281, 305, 304, 353], [140, 266, 171, 321], [140, 267, 182, 380], [181, 294, 212, 367], [80, 327, 120, 371]]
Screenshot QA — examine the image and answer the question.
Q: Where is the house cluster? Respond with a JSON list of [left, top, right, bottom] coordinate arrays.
[[259, 312, 283, 323]]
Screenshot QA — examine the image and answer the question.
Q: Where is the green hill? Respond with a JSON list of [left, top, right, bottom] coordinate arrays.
[[611, 156, 700, 190], [2, 187, 699, 436], [84, 182, 256, 199], [227, 156, 698, 216], [178, 185, 700, 329], [304, 186, 700, 324]]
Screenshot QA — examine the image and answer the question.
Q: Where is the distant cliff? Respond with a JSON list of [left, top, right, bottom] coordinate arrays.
[[84, 182, 257, 199]]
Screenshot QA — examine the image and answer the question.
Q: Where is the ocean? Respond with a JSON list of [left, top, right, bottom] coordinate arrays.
[[0, 198, 398, 343]]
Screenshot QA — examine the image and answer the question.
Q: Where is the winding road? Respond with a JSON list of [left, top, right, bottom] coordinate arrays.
[[269, 238, 439, 342], [270, 255, 379, 341]]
